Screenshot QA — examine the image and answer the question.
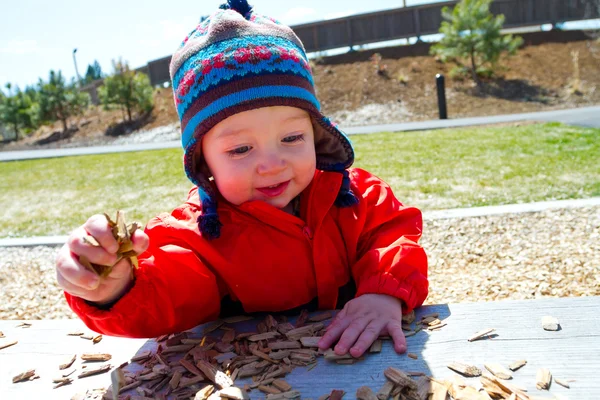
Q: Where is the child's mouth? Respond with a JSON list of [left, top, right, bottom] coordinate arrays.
[[256, 180, 290, 197]]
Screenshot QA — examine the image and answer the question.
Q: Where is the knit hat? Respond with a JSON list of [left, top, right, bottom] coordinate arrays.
[[170, 0, 357, 239]]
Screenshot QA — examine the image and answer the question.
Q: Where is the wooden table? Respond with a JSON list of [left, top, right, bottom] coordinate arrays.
[[1, 297, 598, 399]]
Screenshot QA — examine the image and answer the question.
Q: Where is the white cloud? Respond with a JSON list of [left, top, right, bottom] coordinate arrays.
[[280, 7, 317, 24], [0, 39, 40, 55], [324, 10, 357, 20]]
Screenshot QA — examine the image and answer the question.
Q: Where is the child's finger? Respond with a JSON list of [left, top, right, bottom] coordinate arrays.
[[349, 320, 385, 358], [318, 311, 350, 350], [68, 228, 119, 267], [56, 244, 100, 290], [334, 318, 370, 355], [83, 214, 120, 253], [386, 320, 407, 354], [131, 230, 149, 254], [56, 269, 92, 298]]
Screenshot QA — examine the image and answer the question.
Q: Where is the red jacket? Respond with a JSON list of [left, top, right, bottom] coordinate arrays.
[[66, 168, 428, 338]]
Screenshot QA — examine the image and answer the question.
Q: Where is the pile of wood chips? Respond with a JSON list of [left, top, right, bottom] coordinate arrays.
[[71, 310, 454, 400], [68, 311, 566, 400]]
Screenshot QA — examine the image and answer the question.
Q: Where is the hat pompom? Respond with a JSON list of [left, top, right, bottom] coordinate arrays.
[[334, 169, 359, 208], [219, 0, 253, 17], [197, 199, 223, 239]]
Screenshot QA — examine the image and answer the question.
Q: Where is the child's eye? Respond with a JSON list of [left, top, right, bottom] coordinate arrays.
[[227, 146, 251, 157], [282, 134, 304, 143]]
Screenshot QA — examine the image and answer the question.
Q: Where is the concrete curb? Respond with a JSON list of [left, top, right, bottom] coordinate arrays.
[[1, 197, 598, 248]]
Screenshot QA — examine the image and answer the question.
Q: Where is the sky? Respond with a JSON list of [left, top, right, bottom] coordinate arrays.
[[0, 0, 436, 90]]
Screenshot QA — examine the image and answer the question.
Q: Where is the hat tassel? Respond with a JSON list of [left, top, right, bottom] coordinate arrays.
[[335, 169, 359, 208]]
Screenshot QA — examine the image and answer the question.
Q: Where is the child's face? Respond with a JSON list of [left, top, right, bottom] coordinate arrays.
[[201, 106, 317, 211]]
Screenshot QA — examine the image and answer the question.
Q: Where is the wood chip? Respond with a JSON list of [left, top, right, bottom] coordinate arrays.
[[203, 320, 225, 334], [467, 328, 496, 342], [16, 322, 32, 328], [251, 348, 279, 364], [0, 339, 18, 350], [323, 349, 355, 361], [59, 354, 77, 370], [554, 377, 570, 389], [272, 379, 292, 392], [0, 331, 4, 338], [81, 353, 112, 362], [308, 312, 332, 322], [196, 360, 233, 389], [429, 379, 451, 400], [536, 368, 552, 390], [484, 363, 513, 380], [67, 331, 84, 336], [508, 359, 527, 371], [78, 364, 111, 378], [80, 333, 94, 340], [356, 386, 378, 400], [92, 334, 103, 344], [12, 369, 36, 383], [248, 332, 280, 341], [269, 350, 292, 360], [402, 311, 416, 324], [300, 336, 322, 348], [110, 367, 126, 400], [407, 353, 418, 360], [52, 377, 73, 389], [266, 390, 302, 400], [222, 315, 253, 324], [259, 385, 282, 394], [369, 340, 382, 353], [131, 351, 151, 362], [194, 384, 215, 400], [269, 341, 301, 350], [447, 362, 482, 377], [180, 359, 204, 376], [219, 386, 250, 400], [376, 381, 394, 400], [383, 367, 418, 390], [285, 323, 324, 340], [542, 316, 560, 331]]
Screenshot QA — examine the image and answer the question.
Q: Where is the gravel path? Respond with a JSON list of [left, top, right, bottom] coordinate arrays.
[[1, 206, 598, 320]]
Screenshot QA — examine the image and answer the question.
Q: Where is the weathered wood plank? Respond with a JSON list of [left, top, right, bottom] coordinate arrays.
[[0, 297, 598, 399]]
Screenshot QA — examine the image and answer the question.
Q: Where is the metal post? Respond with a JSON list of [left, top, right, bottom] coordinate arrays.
[[72, 48, 82, 87], [436, 74, 448, 120]]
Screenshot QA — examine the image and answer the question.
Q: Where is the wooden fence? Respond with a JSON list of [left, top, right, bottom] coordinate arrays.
[[82, 0, 597, 95]]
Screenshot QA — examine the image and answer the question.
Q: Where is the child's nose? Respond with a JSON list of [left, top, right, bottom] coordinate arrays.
[[256, 152, 286, 175]]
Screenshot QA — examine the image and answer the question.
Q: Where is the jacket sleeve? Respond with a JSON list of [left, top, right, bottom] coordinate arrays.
[[65, 211, 222, 338], [345, 168, 429, 313]]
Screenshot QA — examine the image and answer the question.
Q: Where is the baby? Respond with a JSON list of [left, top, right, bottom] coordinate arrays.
[[55, 0, 428, 359]]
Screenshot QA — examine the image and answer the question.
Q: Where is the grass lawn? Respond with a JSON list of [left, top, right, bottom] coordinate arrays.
[[1, 122, 598, 237]]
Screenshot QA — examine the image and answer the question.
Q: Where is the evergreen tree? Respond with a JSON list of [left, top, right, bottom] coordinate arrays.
[[37, 70, 90, 132], [0, 83, 37, 139], [84, 60, 104, 84], [430, 0, 523, 84], [98, 59, 154, 122]]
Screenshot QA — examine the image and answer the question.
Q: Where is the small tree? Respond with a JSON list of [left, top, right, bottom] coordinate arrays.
[[37, 70, 90, 132], [0, 84, 39, 140], [98, 59, 154, 122], [430, 0, 523, 85], [84, 60, 104, 84]]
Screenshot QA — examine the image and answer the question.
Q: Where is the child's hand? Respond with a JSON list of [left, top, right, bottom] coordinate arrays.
[[318, 294, 406, 358], [56, 214, 149, 305]]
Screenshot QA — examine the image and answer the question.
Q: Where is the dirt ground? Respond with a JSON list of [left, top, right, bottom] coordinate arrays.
[[3, 37, 599, 150]]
